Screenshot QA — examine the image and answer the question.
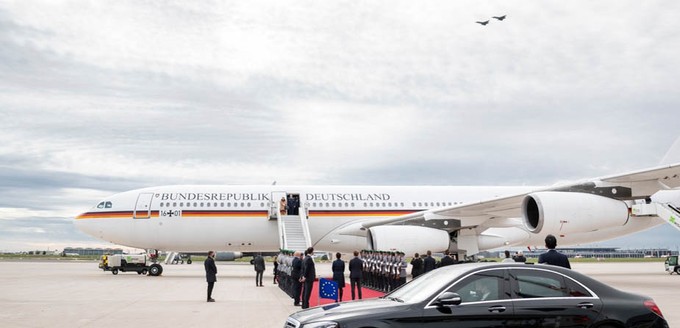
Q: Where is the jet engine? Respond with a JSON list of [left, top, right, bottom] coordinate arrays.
[[367, 225, 450, 254], [522, 191, 629, 235]]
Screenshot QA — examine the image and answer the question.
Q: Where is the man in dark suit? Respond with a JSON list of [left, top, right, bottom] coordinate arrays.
[[423, 250, 437, 273], [204, 250, 217, 302], [439, 250, 454, 267], [300, 247, 316, 309], [410, 252, 423, 279], [253, 253, 265, 286], [331, 252, 345, 302], [348, 250, 363, 300], [538, 234, 571, 269], [290, 251, 303, 306]]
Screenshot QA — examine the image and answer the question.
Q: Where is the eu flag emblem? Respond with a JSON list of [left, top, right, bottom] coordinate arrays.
[[319, 278, 338, 301]]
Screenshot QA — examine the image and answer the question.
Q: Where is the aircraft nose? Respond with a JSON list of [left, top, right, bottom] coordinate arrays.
[[74, 212, 100, 238]]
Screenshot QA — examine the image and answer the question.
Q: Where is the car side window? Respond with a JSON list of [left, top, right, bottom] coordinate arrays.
[[565, 277, 592, 297], [447, 270, 506, 303], [510, 269, 570, 298]]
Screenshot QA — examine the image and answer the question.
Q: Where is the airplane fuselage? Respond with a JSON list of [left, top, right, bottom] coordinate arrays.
[[74, 185, 664, 253]]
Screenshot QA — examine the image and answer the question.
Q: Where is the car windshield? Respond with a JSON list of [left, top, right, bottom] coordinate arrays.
[[386, 265, 472, 303]]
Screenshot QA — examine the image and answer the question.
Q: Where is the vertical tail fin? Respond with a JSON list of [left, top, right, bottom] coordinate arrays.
[[660, 136, 680, 165]]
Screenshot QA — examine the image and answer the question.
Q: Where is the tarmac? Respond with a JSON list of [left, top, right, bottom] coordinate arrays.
[[0, 260, 678, 327]]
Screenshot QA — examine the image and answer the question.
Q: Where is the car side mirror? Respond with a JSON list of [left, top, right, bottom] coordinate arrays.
[[436, 292, 462, 306]]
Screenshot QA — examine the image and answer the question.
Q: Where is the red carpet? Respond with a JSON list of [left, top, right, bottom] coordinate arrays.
[[309, 278, 385, 307]]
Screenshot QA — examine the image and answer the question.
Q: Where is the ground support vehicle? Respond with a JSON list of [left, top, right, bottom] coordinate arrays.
[[99, 254, 163, 276], [665, 255, 680, 274]]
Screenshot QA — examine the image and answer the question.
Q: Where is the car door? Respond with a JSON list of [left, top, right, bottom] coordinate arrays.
[[508, 268, 603, 328], [416, 268, 514, 328]]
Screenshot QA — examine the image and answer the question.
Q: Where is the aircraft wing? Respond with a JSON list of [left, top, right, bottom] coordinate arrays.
[[344, 162, 680, 234]]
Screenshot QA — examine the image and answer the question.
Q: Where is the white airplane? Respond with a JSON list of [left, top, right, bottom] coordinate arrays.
[[75, 163, 680, 275]]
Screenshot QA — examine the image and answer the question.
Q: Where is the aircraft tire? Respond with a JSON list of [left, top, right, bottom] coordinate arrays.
[[149, 264, 163, 276]]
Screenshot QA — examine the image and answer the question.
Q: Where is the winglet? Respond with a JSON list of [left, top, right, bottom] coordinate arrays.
[[660, 136, 680, 165]]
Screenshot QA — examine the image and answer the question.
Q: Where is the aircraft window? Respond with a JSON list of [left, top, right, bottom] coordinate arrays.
[[337, 203, 341, 207], [179, 202, 183, 207], [207, 202, 211, 207], [221, 202, 225, 207], [383, 202, 386, 207], [324, 202, 329, 207], [260, 202, 264, 207], [160, 203, 164, 207], [363, 202, 367, 207], [247, 202, 251, 207], [97, 202, 105, 209], [418, 202, 422, 207], [199, 202, 203, 207], [227, 203, 231, 207], [193, 202, 198, 207], [105, 202, 112, 208], [332, 202, 336, 207], [240, 202, 244, 207], [400, 202, 404, 207], [172, 202, 176, 207]]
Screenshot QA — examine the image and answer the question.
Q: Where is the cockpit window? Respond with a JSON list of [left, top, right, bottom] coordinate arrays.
[[96, 201, 113, 209]]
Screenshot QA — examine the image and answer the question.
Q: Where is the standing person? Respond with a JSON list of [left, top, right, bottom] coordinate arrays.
[[290, 251, 303, 306], [300, 247, 316, 309], [253, 253, 265, 286], [410, 253, 423, 279], [279, 197, 287, 215], [286, 194, 293, 215], [204, 250, 217, 302], [501, 250, 515, 263], [514, 251, 527, 263], [538, 234, 571, 269], [439, 250, 454, 267], [423, 250, 436, 273], [273, 256, 279, 284], [397, 252, 408, 287], [331, 252, 345, 302], [348, 250, 363, 300]]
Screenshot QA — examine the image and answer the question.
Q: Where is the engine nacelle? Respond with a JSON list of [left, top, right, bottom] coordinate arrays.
[[367, 226, 450, 254], [522, 191, 629, 235]]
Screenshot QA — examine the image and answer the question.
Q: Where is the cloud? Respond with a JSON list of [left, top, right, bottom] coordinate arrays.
[[1, 1, 680, 251]]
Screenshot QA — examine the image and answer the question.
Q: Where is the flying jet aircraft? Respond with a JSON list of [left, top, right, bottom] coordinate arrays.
[[75, 159, 680, 275]]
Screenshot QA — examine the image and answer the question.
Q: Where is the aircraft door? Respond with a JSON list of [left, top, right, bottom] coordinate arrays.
[[134, 193, 154, 219], [271, 191, 287, 219]]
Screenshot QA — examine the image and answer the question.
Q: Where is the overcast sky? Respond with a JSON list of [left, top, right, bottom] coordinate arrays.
[[1, 1, 680, 252]]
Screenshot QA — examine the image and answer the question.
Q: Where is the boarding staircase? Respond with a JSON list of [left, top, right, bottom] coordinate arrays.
[[631, 202, 680, 232], [278, 213, 312, 252]]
